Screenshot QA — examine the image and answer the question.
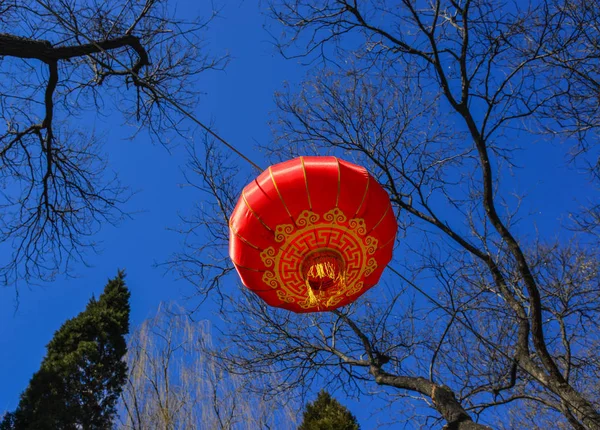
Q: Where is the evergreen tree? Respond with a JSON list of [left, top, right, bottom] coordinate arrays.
[[0, 413, 15, 430], [1, 272, 131, 430], [298, 390, 360, 430]]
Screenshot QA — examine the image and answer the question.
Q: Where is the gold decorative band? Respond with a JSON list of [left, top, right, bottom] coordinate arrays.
[[259, 208, 378, 310]]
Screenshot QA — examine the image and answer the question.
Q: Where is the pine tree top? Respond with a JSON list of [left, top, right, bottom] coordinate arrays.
[[1, 271, 131, 430], [298, 390, 360, 430]]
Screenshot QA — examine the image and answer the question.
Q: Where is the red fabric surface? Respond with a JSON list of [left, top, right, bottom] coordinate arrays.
[[229, 156, 397, 312]]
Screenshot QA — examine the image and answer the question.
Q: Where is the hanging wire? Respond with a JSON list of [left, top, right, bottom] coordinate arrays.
[[35, 1, 263, 173]]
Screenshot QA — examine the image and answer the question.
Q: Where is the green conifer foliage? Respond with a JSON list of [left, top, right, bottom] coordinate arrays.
[[1, 272, 131, 430], [298, 390, 360, 430]]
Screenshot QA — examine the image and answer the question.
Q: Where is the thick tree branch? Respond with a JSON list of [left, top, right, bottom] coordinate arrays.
[[333, 310, 490, 429], [0, 33, 150, 74], [0, 33, 149, 67]]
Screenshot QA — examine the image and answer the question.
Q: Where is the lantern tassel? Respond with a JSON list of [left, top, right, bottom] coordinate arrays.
[[304, 260, 346, 308], [307, 285, 319, 307]]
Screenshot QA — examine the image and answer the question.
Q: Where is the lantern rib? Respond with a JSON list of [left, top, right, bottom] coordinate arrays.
[[300, 156, 312, 211], [354, 175, 371, 217], [268, 166, 296, 226], [368, 203, 392, 234], [231, 260, 265, 273], [335, 157, 341, 208], [229, 222, 263, 251], [378, 233, 397, 250], [242, 190, 274, 233]]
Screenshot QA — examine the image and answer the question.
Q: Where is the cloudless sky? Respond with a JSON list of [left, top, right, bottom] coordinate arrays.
[[1, 1, 598, 428], [0, 0, 296, 416]]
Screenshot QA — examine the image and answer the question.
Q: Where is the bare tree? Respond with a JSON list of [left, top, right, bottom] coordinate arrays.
[[117, 301, 300, 430], [174, 0, 600, 428], [0, 0, 225, 285], [166, 137, 240, 306]]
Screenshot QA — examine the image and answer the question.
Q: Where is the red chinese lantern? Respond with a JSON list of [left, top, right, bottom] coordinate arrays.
[[229, 156, 397, 312]]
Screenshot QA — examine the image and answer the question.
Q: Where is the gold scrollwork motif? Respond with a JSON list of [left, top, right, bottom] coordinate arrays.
[[260, 247, 277, 267], [275, 224, 294, 243], [345, 281, 364, 297], [296, 210, 319, 227], [277, 290, 296, 303], [261, 209, 379, 310], [323, 208, 347, 224], [364, 258, 377, 277], [262, 271, 279, 289], [298, 296, 315, 309], [349, 218, 367, 235], [364, 236, 379, 255], [326, 295, 345, 308]]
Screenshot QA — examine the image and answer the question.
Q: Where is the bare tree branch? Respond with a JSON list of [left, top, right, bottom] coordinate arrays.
[[0, 0, 227, 285]]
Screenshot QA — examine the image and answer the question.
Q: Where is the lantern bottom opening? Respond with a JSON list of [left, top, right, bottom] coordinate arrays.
[[301, 250, 346, 307]]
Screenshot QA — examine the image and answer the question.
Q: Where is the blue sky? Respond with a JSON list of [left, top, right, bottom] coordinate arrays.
[[1, 1, 598, 428], [0, 0, 292, 416]]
